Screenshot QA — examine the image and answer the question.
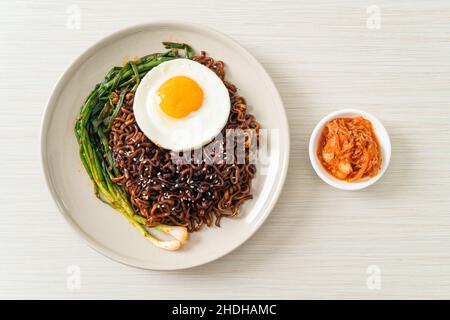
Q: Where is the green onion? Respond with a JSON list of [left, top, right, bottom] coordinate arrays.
[[74, 42, 194, 250]]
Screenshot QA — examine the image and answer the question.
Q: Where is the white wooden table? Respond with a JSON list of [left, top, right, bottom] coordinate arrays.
[[1, 0, 450, 299]]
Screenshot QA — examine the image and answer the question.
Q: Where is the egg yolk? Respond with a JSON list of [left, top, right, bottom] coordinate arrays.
[[157, 76, 204, 118]]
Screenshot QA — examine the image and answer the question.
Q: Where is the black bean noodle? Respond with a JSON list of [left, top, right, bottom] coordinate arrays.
[[109, 52, 260, 232]]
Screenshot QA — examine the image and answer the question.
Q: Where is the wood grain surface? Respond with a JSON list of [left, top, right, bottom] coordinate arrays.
[[1, 0, 449, 299]]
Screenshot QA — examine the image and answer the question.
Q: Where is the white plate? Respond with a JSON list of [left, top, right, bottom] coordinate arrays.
[[40, 21, 289, 270]]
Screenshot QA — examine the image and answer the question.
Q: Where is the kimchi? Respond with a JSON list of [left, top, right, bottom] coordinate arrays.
[[317, 116, 382, 182]]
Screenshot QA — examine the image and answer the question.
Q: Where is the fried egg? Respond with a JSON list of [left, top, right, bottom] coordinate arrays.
[[133, 59, 231, 151]]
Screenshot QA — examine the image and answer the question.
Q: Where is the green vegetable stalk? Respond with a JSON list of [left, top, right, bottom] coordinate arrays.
[[74, 42, 193, 250]]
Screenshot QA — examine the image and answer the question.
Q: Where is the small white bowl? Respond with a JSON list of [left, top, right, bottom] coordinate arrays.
[[309, 109, 391, 190]]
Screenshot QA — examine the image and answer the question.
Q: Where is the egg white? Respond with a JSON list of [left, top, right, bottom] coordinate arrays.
[[133, 59, 231, 151]]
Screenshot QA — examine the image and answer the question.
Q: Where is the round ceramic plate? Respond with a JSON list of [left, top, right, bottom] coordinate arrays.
[[41, 21, 289, 270]]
